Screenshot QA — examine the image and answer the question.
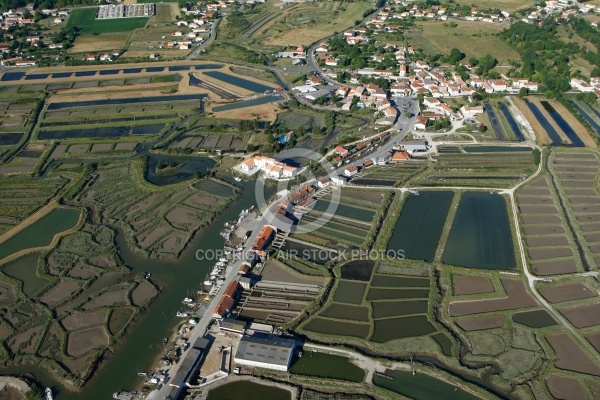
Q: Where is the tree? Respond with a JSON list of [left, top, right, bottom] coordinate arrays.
[[447, 48, 464, 64], [518, 87, 529, 98], [475, 54, 497, 76]]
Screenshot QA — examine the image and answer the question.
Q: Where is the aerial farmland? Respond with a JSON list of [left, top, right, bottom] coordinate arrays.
[[2, 0, 600, 399]]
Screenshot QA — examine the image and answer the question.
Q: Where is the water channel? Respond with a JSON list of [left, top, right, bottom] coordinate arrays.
[[0, 180, 274, 400]]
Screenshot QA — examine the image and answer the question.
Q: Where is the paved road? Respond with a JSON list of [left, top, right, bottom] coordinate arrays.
[[187, 20, 220, 60], [149, 195, 285, 400], [331, 97, 420, 176]]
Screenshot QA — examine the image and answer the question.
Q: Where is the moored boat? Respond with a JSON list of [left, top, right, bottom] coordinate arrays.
[[45, 388, 53, 400]]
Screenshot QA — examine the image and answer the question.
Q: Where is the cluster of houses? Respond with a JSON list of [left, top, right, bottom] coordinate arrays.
[[570, 77, 600, 97], [180, 0, 233, 19], [0, 3, 37, 31], [0, 5, 70, 67], [367, 1, 510, 30], [524, 0, 599, 24], [284, 143, 428, 208], [0, 3, 70, 30], [238, 156, 300, 180], [315, 40, 539, 103], [83, 50, 121, 62]]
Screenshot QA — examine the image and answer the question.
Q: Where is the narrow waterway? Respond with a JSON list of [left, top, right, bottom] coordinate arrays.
[[1, 181, 274, 400]]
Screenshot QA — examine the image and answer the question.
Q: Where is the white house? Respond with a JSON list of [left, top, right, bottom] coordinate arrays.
[[241, 158, 256, 172], [331, 175, 347, 186], [317, 178, 330, 188], [490, 79, 507, 92], [397, 140, 430, 154], [282, 165, 299, 178], [414, 115, 427, 130], [570, 78, 595, 93], [460, 105, 484, 118], [373, 154, 391, 165], [344, 165, 358, 177]]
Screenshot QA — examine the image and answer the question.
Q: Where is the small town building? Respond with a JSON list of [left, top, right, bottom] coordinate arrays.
[[234, 333, 296, 371], [396, 140, 430, 154], [219, 318, 246, 334], [344, 165, 358, 177], [317, 177, 330, 188], [169, 337, 210, 390]]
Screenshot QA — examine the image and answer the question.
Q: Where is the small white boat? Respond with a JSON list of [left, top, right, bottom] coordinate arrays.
[[182, 297, 193, 303], [234, 177, 242, 181], [145, 273, 151, 279], [219, 257, 228, 262], [176, 312, 188, 318], [45, 388, 53, 400]]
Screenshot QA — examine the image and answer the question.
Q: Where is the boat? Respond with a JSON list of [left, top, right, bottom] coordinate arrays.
[[137, 372, 147, 376], [113, 391, 135, 400], [163, 337, 168, 345], [176, 311, 188, 317], [234, 177, 242, 181], [182, 297, 193, 303], [145, 273, 151, 279], [45, 388, 53, 400]]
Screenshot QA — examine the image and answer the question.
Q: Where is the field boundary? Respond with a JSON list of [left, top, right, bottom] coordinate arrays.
[[0, 206, 85, 266]]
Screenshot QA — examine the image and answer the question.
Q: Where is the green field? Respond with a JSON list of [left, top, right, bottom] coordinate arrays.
[[406, 21, 519, 62], [67, 8, 149, 35]]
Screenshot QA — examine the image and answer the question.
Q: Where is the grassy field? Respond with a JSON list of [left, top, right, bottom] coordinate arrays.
[[67, 8, 149, 35], [458, 0, 531, 13], [68, 32, 130, 53], [216, 0, 372, 52], [124, 3, 193, 59], [260, 1, 372, 47], [406, 20, 519, 62]]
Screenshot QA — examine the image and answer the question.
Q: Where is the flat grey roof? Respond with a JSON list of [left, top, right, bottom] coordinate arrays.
[[398, 140, 428, 145], [220, 318, 246, 331], [170, 347, 202, 387], [193, 337, 209, 350], [235, 333, 295, 367]]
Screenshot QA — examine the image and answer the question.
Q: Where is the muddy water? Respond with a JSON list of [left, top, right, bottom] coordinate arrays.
[[0, 181, 274, 400]]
